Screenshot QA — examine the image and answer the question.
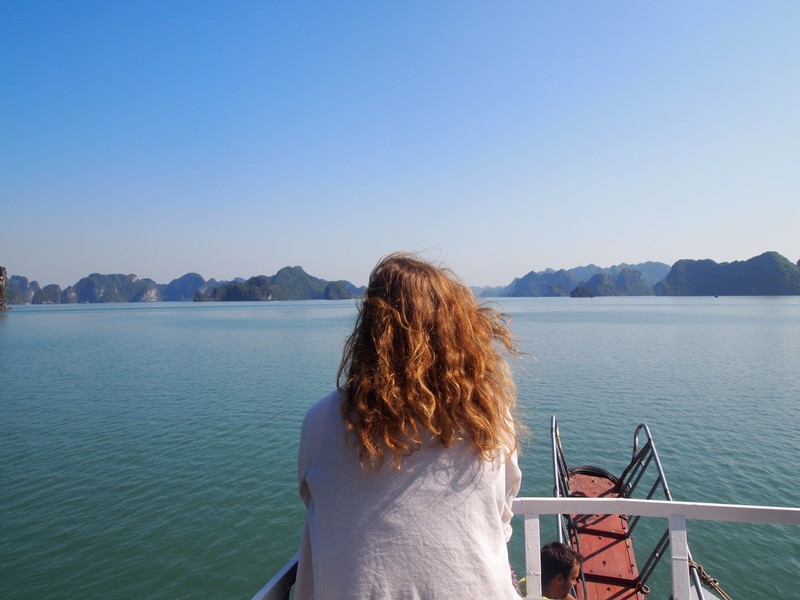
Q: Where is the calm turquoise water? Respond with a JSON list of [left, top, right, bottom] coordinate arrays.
[[1, 297, 798, 598]]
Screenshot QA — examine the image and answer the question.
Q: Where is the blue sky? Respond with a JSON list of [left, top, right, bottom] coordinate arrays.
[[2, 1, 799, 288]]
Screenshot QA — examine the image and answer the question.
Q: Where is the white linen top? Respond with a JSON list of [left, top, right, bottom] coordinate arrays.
[[294, 390, 522, 600]]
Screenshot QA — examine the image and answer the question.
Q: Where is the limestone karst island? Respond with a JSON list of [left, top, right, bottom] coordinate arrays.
[[3, 251, 800, 305]]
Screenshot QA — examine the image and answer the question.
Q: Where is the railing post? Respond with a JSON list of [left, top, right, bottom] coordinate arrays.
[[669, 514, 690, 600], [523, 512, 542, 599]]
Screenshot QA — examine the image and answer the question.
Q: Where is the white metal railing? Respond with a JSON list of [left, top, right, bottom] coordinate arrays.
[[250, 552, 298, 600], [513, 496, 800, 600], [251, 497, 800, 600]]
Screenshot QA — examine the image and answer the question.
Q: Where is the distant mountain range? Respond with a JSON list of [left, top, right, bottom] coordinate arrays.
[[2, 251, 799, 306], [194, 266, 363, 302], [475, 261, 671, 298], [2, 267, 365, 305], [654, 251, 800, 295]]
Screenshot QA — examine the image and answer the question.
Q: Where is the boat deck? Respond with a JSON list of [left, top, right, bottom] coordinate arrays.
[[567, 471, 646, 600]]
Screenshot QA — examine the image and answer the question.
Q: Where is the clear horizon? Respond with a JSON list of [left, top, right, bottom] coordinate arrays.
[[3, 2, 799, 288]]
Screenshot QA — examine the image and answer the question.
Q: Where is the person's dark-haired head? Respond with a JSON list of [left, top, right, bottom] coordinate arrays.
[[541, 542, 581, 599]]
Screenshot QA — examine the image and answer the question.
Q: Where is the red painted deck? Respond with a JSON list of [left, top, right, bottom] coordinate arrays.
[[568, 471, 647, 600]]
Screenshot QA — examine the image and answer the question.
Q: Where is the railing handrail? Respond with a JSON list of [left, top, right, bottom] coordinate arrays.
[[252, 498, 799, 600], [513, 496, 800, 600], [250, 552, 299, 600], [512, 496, 800, 525]]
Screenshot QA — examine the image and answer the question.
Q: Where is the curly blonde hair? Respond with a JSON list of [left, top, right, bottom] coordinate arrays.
[[338, 253, 521, 469]]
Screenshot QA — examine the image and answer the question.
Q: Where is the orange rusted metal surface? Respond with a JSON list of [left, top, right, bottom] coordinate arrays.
[[568, 472, 647, 600]]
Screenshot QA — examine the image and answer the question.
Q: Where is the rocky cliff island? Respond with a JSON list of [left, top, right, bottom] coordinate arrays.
[[3, 267, 365, 305], [653, 252, 800, 296], [3, 251, 799, 305], [0, 266, 8, 310]]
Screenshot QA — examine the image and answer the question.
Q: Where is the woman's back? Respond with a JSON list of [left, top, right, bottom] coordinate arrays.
[[294, 253, 524, 599], [295, 390, 521, 600]]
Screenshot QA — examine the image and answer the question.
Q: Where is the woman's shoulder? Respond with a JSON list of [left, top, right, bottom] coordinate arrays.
[[298, 390, 349, 471], [302, 389, 346, 433]]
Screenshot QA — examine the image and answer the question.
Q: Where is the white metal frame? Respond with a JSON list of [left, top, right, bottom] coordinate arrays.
[[513, 496, 800, 600]]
